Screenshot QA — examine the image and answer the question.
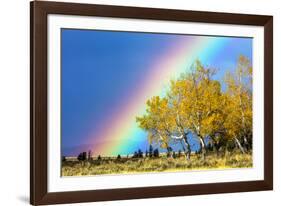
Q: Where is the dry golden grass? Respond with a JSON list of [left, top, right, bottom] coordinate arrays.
[[62, 151, 252, 176]]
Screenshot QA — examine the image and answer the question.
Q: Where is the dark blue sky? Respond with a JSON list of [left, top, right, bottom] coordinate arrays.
[[62, 29, 189, 153], [61, 29, 252, 156]]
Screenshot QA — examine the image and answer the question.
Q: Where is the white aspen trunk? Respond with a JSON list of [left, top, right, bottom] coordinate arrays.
[[182, 136, 191, 160], [198, 136, 207, 160], [238, 72, 248, 152], [234, 137, 245, 154]]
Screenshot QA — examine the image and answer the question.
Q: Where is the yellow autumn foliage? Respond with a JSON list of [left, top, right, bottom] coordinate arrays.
[[136, 55, 252, 157]]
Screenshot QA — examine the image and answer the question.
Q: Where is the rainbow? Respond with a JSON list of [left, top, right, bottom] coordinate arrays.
[[86, 35, 230, 156]]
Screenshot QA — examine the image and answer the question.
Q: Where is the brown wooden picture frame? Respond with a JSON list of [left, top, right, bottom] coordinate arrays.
[[30, 1, 273, 205]]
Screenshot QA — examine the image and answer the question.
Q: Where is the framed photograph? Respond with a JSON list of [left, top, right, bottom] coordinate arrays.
[[30, 1, 273, 205]]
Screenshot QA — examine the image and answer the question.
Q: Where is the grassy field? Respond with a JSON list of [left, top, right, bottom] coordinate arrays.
[[62, 151, 252, 176]]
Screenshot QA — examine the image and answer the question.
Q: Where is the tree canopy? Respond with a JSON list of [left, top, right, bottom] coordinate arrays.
[[136, 55, 252, 160]]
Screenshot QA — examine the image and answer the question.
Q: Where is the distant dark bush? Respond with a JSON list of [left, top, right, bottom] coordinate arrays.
[[178, 150, 182, 157], [149, 145, 153, 158], [153, 148, 159, 158], [137, 149, 143, 158], [97, 155, 102, 160], [88, 150, 92, 161], [132, 151, 138, 158], [117, 154, 121, 159], [132, 149, 144, 158], [62, 156, 66, 162], [77, 152, 87, 161], [172, 151, 176, 158], [167, 146, 173, 157], [145, 150, 148, 157]]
